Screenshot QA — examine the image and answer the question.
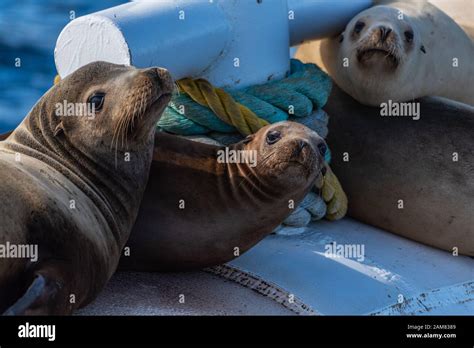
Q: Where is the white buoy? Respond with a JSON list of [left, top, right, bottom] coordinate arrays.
[[55, 0, 372, 87]]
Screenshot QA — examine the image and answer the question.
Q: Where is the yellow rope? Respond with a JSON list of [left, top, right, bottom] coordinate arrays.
[[322, 166, 348, 221], [177, 78, 269, 136]]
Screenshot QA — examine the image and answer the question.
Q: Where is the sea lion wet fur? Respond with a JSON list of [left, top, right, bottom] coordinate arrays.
[[0, 61, 173, 315], [119, 121, 328, 271]]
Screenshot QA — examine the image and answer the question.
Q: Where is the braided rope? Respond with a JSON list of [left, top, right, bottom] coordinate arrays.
[[177, 78, 269, 135]]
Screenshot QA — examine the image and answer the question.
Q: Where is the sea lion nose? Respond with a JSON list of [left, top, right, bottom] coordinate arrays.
[[298, 139, 308, 151], [144, 67, 174, 94], [292, 139, 308, 158], [378, 25, 392, 42]]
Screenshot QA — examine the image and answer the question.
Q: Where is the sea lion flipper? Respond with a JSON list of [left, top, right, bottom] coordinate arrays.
[[2, 274, 60, 316]]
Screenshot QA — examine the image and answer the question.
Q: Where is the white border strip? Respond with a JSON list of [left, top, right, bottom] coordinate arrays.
[[369, 281, 474, 315]]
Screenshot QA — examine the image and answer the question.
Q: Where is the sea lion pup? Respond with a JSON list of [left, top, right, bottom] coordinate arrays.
[[119, 121, 328, 271], [325, 85, 474, 256], [319, 0, 474, 106], [0, 61, 173, 315]]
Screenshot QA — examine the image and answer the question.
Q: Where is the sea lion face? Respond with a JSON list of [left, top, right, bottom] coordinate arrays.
[[340, 5, 421, 74], [243, 121, 326, 188], [52, 61, 173, 159]]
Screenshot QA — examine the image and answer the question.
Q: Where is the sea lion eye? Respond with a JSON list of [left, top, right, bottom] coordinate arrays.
[[317, 142, 327, 157], [339, 33, 344, 43], [354, 21, 365, 34], [88, 93, 105, 111], [266, 130, 281, 145], [404, 30, 414, 43]]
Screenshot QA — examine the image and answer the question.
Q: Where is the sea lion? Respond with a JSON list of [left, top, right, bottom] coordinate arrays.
[[0, 61, 173, 315], [429, 0, 474, 42], [119, 121, 328, 271], [325, 84, 474, 256], [318, 0, 474, 106]]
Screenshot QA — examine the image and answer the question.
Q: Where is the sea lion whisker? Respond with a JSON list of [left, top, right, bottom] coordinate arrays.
[[111, 105, 125, 151], [113, 116, 124, 167], [259, 151, 277, 167], [121, 113, 129, 148], [115, 105, 130, 157], [138, 87, 148, 125], [111, 110, 125, 165], [236, 150, 276, 193], [120, 100, 134, 148], [118, 111, 126, 149]]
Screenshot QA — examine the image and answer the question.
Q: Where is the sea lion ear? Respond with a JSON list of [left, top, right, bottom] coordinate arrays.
[[242, 134, 254, 144], [53, 122, 64, 137], [420, 45, 426, 54]]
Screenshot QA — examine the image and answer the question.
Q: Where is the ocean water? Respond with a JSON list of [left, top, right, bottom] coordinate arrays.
[[0, 0, 126, 133]]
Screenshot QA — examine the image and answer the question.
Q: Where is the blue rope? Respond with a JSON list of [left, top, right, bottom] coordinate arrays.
[[158, 59, 332, 138]]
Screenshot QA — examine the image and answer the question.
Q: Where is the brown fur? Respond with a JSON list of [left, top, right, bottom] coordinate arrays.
[[325, 85, 474, 256], [0, 61, 172, 314], [119, 121, 327, 271]]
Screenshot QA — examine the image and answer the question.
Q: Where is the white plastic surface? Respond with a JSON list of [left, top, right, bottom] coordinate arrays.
[[55, 1, 231, 81], [54, 0, 372, 87], [229, 218, 474, 315]]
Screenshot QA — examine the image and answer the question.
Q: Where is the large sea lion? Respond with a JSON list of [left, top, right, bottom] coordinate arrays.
[[325, 85, 474, 256], [0, 61, 173, 315], [315, 0, 474, 106], [119, 121, 328, 271]]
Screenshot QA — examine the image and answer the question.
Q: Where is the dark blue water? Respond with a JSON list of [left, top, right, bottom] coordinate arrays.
[[0, 0, 126, 133]]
